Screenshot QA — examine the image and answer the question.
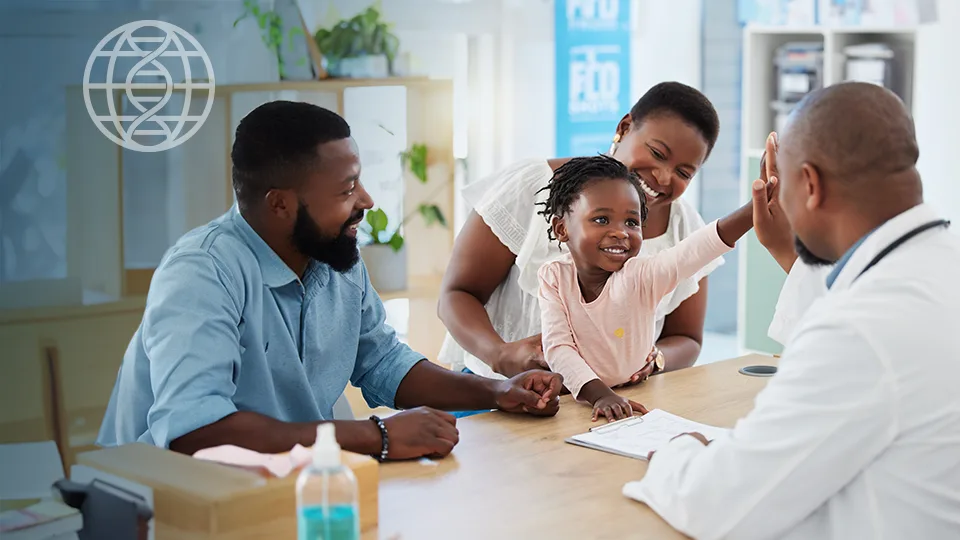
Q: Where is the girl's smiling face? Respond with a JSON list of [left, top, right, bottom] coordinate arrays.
[[611, 113, 710, 209], [552, 177, 645, 275]]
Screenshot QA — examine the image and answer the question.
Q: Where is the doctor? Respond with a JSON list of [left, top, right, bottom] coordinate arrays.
[[624, 82, 960, 539]]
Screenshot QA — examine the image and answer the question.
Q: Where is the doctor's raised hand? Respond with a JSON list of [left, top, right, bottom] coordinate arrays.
[[752, 132, 799, 273]]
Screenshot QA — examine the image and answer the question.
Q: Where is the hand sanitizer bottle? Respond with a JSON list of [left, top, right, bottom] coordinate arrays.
[[296, 424, 360, 540]]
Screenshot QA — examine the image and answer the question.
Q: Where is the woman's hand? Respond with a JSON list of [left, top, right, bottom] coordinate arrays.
[[753, 132, 798, 273], [614, 348, 658, 388], [494, 334, 547, 378]]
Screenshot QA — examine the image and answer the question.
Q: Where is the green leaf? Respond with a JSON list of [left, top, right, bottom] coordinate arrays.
[[418, 204, 447, 228], [362, 7, 378, 27], [383, 31, 399, 61], [387, 231, 405, 252], [365, 208, 389, 239], [287, 25, 304, 49], [401, 143, 428, 184], [307, 2, 400, 68]]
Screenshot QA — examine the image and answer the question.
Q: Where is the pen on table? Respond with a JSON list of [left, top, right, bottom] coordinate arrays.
[[589, 413, 643, 432]]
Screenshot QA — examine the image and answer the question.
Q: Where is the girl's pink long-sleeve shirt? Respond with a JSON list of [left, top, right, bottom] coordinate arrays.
[[538, 221, 732, 398]]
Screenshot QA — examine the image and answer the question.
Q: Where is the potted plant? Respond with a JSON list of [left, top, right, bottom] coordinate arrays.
[[234, 0, 312, 80], [313, 2, 400, 78], [361, 143, 446, 292]]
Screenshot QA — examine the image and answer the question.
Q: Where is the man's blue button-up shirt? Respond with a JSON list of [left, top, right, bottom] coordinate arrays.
[[97, 207, 422, 448]]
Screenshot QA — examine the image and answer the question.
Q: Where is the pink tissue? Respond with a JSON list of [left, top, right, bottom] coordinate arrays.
[[193, 444, 313, 478]]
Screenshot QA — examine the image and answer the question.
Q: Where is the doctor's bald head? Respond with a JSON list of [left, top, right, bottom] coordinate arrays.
[[776, 82, 924, 264]]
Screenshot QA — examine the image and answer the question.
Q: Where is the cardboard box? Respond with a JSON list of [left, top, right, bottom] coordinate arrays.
[[75, 443, 378, 539]]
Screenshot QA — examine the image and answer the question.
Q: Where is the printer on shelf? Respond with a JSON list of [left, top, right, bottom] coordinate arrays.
[[772, 41, 824, 134]]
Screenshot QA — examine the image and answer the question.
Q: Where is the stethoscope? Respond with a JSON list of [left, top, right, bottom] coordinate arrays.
[[740, 218, 951, 379], [853, 219, 951, 282]]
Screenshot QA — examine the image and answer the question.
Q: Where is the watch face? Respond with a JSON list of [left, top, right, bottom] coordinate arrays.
[[656, 352, 665, 369]]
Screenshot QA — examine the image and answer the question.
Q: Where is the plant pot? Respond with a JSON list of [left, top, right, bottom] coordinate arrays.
[[275, 0, 314, 81], [360, 244, 407, 293], [328, 54, 390, 78]]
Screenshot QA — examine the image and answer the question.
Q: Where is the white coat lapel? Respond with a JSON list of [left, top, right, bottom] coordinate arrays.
[[829, 204, 942, 292]]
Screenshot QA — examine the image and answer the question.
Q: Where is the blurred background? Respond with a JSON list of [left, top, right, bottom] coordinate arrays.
[[0, 0, 956, 473]]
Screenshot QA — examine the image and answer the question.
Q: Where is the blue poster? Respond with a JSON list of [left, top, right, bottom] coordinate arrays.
[[555, 0, 632, 157]]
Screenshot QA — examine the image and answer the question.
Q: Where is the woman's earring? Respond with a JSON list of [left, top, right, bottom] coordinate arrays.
[[608, 133, 621, 156]]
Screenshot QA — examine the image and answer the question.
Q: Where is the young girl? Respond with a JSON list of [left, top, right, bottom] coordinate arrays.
[[537, 155, 758, 422]]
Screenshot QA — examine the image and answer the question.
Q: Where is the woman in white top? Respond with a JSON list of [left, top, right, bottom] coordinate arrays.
[[437, 82, 726, 382]]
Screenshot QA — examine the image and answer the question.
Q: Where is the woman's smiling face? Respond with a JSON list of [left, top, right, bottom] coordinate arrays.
[[611, 113, 710, 209]]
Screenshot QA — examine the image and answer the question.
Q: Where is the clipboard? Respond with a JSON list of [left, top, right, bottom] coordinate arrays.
[[565, 409, 728, 460]]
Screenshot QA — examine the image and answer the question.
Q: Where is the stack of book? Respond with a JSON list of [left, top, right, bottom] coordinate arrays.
[[0, 500, 83, 540]]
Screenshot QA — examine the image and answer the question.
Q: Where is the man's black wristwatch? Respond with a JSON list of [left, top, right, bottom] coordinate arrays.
[[369, 415, 389, 462]]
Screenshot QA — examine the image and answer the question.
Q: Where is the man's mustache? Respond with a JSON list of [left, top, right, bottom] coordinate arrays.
[[342, 210, 365, 231]]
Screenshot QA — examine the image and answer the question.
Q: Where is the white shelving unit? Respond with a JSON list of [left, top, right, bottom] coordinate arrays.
[[737, 25, 918, 355]]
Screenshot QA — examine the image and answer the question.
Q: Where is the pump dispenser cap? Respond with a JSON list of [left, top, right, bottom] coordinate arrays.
[[312, 423, 341, 468]]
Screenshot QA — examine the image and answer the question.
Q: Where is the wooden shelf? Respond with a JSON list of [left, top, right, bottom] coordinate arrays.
[[64, 76, 438, 94], [0, 296, 145, 325], [743, 24, 917, 35], [743, 24, 825, 35], [216, 76, 437, 94]]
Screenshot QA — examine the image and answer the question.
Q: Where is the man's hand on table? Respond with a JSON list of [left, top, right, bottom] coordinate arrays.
[[382, 407, 460, 460], [493, 370, 563, 417], [378, 369, 560, 461], [646, 431, 710, 460]]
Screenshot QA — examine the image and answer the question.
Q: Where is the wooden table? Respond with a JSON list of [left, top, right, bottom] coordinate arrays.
[[364, 354, 778, 540]]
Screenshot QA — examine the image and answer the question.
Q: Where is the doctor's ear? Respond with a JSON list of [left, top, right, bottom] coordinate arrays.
[[801, 162, 825, 211]]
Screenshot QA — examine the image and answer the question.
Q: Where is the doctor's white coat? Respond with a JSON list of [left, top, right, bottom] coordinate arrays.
[[624, 204, 960, 539]]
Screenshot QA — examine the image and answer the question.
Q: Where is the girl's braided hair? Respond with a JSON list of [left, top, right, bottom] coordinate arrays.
[[535, 155, 647, 246]]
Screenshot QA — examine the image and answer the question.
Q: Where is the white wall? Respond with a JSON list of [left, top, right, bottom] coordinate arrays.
[[632, 0, 703, 93], [304, 0, 705, 166], [496, 0, 705, 166], [299, 0, 706, 228], [300, 0, 501, 35], [913, 0, 960, 225], [632, 0, 703, 209]]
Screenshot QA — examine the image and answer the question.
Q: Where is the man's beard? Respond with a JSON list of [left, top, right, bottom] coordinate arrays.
[[794, 236, 834, 267], [291, 202, 363, 273]]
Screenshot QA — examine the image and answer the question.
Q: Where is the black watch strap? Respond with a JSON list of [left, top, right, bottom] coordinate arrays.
[[369, 415, 389, 462]]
